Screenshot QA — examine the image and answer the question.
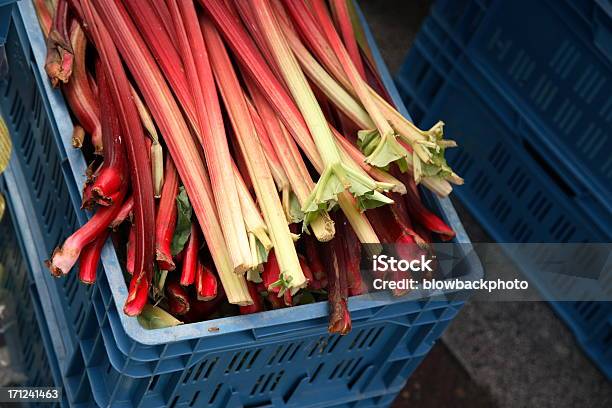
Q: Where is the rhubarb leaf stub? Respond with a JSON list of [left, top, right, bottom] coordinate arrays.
[[357, 129, 410, 171]]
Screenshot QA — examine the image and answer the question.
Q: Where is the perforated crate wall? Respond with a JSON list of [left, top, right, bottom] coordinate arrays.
[[0, 197, 61, 406]]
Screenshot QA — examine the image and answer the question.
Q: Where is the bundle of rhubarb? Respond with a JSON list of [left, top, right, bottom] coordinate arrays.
[[36, 0, 461, 334]]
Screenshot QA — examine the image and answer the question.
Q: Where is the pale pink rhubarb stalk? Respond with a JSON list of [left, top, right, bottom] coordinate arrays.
[[93, 0, 251, 305], [244, 0, 392, 219], [155, 156, 179, 271], [130, 86, 164, 198], [78, 230, 109, 284], [45, 0, 74, 87], [81, 0, 155, 317], [245, 99, 291, 211], [47, 187, 126, 276], [196, 263, 218, 301], [180, 223, 199, 286], [200, 0, 322, 168], [203, 17, 306, 293], [228, 0, 387, 243], [168, 0, 251, 274], [62, 22, 102, 153]]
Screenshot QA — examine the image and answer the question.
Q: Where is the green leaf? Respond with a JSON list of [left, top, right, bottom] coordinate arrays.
[[359, 129, 410, 169], [171, 187, 193, 255], [137, 305, 182, 329], [302, 163, 394, 224]]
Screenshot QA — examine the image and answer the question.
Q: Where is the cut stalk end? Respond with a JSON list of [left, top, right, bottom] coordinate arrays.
[[72, 125, 85, 148]]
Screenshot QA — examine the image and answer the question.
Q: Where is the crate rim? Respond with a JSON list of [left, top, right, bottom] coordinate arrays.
[[12, 0, 483, 347]]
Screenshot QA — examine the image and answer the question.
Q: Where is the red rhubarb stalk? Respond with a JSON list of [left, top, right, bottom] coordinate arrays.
[[78, 230, 109, 284], [298, 255, 314, 287], [155, 157, 179, 271], [262, 251, 281, 295], [329, 0, 366, 80], [240, 282, 264, 314], [81, 0, 155, 316], [304, 235, 326, 281], [110, 195, 133, 230], [62, 22, 102, 153], [47, 187, 126, 276], [180, 223, 199, 286], [166, 281, 190, 316], [91, 65, 128, 205], [183, 286, 227, 323], [196, 263, 218, 301], [337, 214, 364, 296], [126, 223, 135, 275], [45, 0, 74, 87], [404, 185, 455, 241], [324, 233, 352, 335], [81, 180, 95, 210]]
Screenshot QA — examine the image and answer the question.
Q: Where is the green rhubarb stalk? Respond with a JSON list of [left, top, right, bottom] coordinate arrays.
[[232, 162, 273, 269], [244, 76, 335, 240]]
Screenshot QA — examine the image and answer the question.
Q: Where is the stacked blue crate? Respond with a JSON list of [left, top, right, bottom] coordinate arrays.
[[396, 0, 611, 378], [0, 168, 68, 407]]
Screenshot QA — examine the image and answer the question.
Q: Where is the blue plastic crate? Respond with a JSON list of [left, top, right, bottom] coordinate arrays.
[[0, 0, 482, 406], [0, 0, 19, 8], [396, 0, 611, 379], [0, 176, 68, 407]]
